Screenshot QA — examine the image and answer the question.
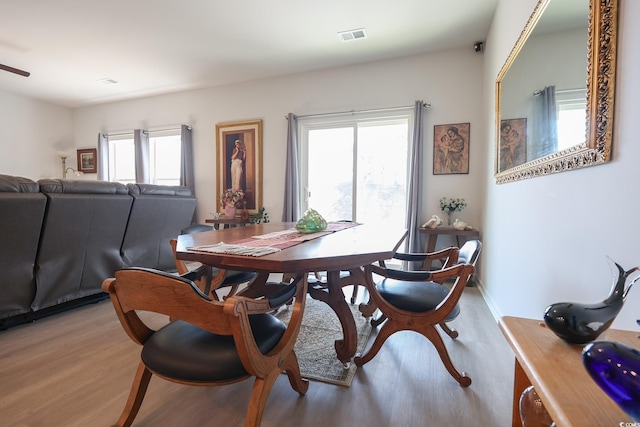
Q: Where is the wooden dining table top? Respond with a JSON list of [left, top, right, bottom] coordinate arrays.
[[175, 222, 408, 274]]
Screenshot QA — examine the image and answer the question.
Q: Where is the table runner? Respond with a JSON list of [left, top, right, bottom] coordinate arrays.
[[187, 221, 359, 257]]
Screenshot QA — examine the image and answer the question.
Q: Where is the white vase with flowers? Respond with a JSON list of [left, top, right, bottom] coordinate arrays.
[[439, 197, 467, 226]]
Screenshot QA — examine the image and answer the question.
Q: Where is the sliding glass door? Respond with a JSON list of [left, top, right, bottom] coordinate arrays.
[[300, 112, 411, 229]]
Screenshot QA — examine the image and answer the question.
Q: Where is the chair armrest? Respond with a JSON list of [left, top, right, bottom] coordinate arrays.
[[225, 277, 302, 315], [371, 263, 434, 281], [372, 247, 461, 281], [180, 265, 210, 287], [389, 247, 459, 270], [393, 247, 457, 262], [428, 263, 475, 284]]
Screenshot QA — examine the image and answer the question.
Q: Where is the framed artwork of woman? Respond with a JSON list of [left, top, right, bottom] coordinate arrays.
[[216, 119, 263, 214]]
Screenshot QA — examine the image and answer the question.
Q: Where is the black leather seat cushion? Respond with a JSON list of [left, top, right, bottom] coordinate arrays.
[[141, 313, 286, 383], [377, 279, 460, 321]]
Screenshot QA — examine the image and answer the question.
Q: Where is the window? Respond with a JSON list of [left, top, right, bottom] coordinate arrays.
[[299, 111, 412, 229], [149, 133, 181, 186], [556, 89, 587, 150], [107, 130, 182, 185], [108, 136, 135, 184]]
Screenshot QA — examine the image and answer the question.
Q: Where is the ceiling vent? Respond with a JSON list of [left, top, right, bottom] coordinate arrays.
[[97, 78, 119, 85], [338, 28, 367, 42]]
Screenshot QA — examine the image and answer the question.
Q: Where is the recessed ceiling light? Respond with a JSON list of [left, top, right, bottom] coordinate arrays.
[[338, 28, 367, 42], [97, 78, 118, 85]]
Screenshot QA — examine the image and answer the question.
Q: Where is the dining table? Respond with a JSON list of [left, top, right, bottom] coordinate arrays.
[[175, 222, 408, 366]]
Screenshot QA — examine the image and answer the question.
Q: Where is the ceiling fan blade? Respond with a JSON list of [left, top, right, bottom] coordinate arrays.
[[0, 64, 30, 77]]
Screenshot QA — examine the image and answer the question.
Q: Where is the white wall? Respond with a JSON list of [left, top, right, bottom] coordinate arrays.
[[482, 0, 640, 331], [0, 90, 73, 179], [72, 48, 486, 240]]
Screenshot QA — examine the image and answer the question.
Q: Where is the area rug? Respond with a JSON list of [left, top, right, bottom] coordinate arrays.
[[276, 295, 373, 387]]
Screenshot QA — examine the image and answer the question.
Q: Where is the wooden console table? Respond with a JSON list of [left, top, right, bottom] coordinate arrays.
[[499, 316, 638, 426], [204, 217, 251, 230], [418, 227, 480, 269]]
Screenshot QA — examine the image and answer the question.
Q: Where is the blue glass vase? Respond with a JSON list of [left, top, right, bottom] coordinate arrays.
[[543, 259, 640, 344], [583, 340, 640, 422]]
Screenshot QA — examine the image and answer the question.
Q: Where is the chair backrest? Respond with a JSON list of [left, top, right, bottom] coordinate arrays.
[[103, 268, 232, 344], [170, 224, 214, 275], [457, 240, 482, 267]]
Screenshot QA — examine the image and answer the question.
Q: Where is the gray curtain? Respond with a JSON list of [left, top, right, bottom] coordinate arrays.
[[134, 129, 150, 183], [180, 125, 197, 223], [405, 101, 426, 253], [180, 125, 195, 190], [530, 85, 558, 160], [282, 113, 301, 222], [97, 133, 109, 181]]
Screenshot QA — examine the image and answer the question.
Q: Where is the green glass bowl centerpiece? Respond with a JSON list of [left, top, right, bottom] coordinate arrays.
[[296, 209, 327, 233]]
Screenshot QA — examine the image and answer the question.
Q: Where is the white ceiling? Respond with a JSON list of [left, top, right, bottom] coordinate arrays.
[[0, 0, 498, 108]]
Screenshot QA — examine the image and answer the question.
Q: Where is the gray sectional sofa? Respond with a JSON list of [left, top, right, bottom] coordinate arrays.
[[0, 174, 197, 329]]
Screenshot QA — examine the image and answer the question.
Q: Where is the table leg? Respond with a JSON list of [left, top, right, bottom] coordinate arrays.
[[308, 270, 357, 366], [352, 267, 377, 318], [422, 234, 438, 270], [512, 358, 531, 427]]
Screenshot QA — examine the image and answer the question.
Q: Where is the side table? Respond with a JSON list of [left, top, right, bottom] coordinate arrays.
[[418, 226, 480, 270], [499, 316, 636, 426], [205, 217, 251, 230]]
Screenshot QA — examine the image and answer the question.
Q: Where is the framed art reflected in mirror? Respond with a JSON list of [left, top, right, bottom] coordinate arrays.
[[499, 118, 527, 171]]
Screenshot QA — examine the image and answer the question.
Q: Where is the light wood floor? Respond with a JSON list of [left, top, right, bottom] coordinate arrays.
[[0, 286, 514, 427]]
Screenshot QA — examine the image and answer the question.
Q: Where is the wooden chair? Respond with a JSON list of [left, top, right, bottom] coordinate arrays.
[[369, 246, 461, 328], [169, 224, 257, 301], [308, 270, 364, 304], [103, 268, 309, 427], [371, 240, 483, 336], [354, 257, 475, 387]]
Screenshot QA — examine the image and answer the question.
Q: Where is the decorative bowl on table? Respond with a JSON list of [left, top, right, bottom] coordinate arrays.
[[295, 208, 327, 233], [583, 340, 640, 422]]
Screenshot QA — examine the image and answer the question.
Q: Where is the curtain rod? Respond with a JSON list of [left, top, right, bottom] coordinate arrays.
[[106, 125, 191, 137], [287, 103, 431, 120], [533, 87, 585, 96]]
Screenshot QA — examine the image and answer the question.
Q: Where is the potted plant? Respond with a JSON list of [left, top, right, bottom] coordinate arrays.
[[440, 197, 467, 226]]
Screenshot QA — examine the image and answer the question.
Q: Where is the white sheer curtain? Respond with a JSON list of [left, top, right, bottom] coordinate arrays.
[[405, 100, 427, 253], [529, 85, 558, 161], [282, 113, 301, 222]]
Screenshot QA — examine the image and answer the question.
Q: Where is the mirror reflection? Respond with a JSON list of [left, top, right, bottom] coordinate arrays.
[[495, 0, 618, 184], [499, 0, 588, 172]]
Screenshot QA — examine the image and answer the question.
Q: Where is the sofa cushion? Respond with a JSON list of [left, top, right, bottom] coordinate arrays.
[[127, 183, 192, 197], [0, 175, 46, 318], [0, 174, 40, 193], [122, 184, 196, 271], [32, 179, 133, 311], [39, 179, 128, 195]]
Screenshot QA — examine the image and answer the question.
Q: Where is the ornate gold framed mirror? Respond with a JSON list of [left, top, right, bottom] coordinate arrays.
[[495, 0, 618, 184]]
